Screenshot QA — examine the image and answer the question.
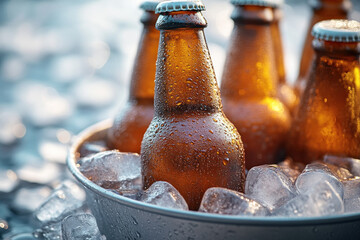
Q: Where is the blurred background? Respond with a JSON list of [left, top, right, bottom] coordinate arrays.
[[0, 0, 360, 238]]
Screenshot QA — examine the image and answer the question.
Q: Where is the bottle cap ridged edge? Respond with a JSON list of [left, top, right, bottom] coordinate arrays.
[[155, 0, 205, 14], [140, 1, 161, 12], [231, 0, 284, 8], [312, 20, 360, 43]]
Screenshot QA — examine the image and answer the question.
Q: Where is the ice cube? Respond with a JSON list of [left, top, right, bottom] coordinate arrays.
[[278, 158, 304, 183], [61, 213, 105, 240], [107, 189, 142, 200], [2, 218, 34, 239], [3, 233, 37, 240], [78, 141, 108, 158], [199, 187, 270, 216], [295, 162, 344, 198], [39, 140, 68, 165], [11, 186, 52, 214], [273, 181, 344, 217], [34, 205, 91, 240], [78, 151, 142, 193], [34, 222, 62, 240], [325, 162, 353, 180], [16, 83, 73, 127], [140, 181, 189, 210], [324, 155, 360, 177], [343, 177, 360, 213], [0, 170, 19, 194], [245, 165, 296, 210], [17, 162, 62, 185], [34, 181, 86, 224], [38, 128, 72, 165], [0, 107, 26, 145]]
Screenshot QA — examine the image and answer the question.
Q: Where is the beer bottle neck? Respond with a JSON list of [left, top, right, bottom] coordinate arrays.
[[221, 6, 277, 100], [154, 12, 222, 116], [313, 39, 360, 57], [311, 0, 351, 11], [129, 11, 159, 102], [311, 0, 351, 20]]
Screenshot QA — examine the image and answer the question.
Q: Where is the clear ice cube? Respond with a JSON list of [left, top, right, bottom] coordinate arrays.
[[79, 151, 142, 192], [38, 128, 72, 164], [278, 158, 304, 183], [4, 233, 38, 240], [17, 162, 62, 185], [78, 141, 108, 158], [199, 187, 270, 216], [245, 165, 296, 210], [273, 181, 344, 217], [36, 222, 62, 240], [39, 141, 68, 165], [325, 162, 353, 180], [0, 107, 26, 145], [11, 186, 52, 214], [34, 181, 86, 224], [140, 181, 189, 210], [324, 155, 360, 177], [16, 83, 73, 127], [0, 170, 19, 194], [61, 213, 104, 240], [295, 162, 344, 198], [343, 177, 360, 213]]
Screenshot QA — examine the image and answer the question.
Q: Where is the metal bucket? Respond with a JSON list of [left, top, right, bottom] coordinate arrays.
[[67, 120, 360, 240]]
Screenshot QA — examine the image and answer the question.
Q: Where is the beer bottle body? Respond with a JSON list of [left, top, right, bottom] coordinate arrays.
[[288, 20, 360, 164], [108, 9, 159, 153], [141, 7, 246, 210], [221, 4, 290, 169], [295, 0, 350, 99]]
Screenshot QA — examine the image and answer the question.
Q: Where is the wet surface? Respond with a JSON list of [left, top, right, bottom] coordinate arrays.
[[0, 0, 360, 239]]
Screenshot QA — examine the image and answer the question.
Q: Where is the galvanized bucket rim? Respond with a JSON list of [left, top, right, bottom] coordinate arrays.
[[67, 119, 360, 227]]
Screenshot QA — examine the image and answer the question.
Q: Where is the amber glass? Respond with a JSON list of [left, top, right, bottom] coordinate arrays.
[[288, 39, 360, 164], [272, 7, 297, 115], [107, 11, 159, 153], [220, 5, 291, 169], [295, 0, 350, 99], [141, 11, 246, 210]]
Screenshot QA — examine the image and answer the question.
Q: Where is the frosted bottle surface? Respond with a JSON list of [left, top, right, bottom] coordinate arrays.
[[107, 1, 160, 153], [141, 0, 246, 211], [295, 0, 351, 100], [288, 20, 360, 164], [220, 1, 291, 169]]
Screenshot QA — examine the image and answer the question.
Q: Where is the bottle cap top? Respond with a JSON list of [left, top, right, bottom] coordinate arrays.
[[155, 0, 205, 14], [312, 20, 360, 42], [140, 1, 162, 12], [231, 0, 284, 8]]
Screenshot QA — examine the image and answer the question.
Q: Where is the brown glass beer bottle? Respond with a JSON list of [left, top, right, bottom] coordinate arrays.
[[295, 0, 351, 99], [288, 19, 360, 164], [220, 0, 291, 169], [141, 0, 246, 211], [107, 1, 160, 153], [272, 4, 297, 115]]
